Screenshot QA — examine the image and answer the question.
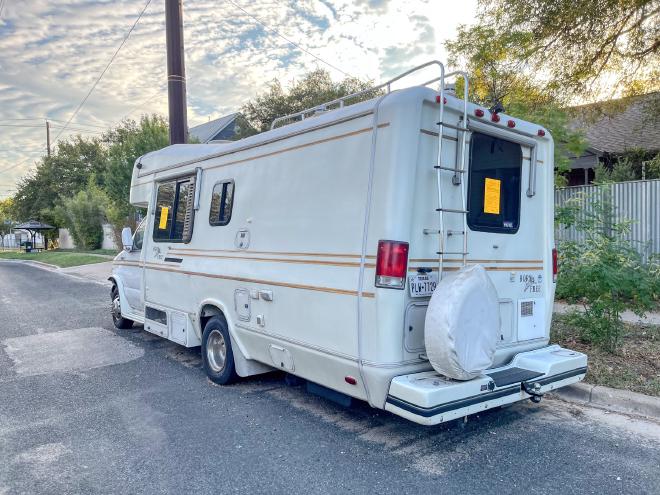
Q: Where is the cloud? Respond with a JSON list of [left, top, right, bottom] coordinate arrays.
[[0, 0, 477, 195]]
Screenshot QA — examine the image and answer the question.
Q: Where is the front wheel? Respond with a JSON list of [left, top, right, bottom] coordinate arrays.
[[201, 316, 238, 385], [111, 285, 133, 329]]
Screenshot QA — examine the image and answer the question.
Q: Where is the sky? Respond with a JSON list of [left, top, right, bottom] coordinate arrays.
[[0, 0, 478, 197]]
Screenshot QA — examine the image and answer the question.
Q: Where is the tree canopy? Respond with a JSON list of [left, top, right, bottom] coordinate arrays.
[[11, 137, 107, 226], [477, 0, 659, 98], [10, 115, 168, 245], [446, 25, 587, 183], [240, 69, 378, 134]]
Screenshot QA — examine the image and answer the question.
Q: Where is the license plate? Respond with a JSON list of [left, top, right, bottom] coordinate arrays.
[[408, 272, 438, 297]]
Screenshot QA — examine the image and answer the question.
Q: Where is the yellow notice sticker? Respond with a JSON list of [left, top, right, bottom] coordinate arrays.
[[484, 178, 501, 214], [158, 206, 169, 230]]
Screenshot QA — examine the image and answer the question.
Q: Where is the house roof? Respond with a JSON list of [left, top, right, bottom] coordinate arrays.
[[571, 92, 660, 154], [15, 220, 54, 230], [189, 113, 238, 143]]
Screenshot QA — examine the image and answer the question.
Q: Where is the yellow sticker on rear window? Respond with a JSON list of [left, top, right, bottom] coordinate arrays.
[[158, 206, 169, 230], [484, 178, 501, 214]]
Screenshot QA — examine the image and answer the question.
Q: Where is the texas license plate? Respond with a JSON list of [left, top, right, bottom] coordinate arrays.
[[408, 272, 438, 297]]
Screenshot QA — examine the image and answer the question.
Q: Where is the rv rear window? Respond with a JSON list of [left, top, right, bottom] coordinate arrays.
[[153, 176, 195, 243], [467, 132, 522, 234], [209, 180, 234, 226]]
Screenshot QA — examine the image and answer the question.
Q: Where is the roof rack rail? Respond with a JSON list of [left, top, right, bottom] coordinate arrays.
[[270, 60, 463, 130]]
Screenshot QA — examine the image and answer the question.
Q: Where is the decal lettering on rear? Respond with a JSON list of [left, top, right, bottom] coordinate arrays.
[[519, 273, 542, 293]]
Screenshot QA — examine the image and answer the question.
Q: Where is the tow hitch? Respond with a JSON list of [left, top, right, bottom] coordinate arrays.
[[522, 381, 543, 403]]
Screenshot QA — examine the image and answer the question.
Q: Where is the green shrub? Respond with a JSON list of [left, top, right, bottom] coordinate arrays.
[[556, 191, 657, 352], [54, 187, 107, 250]]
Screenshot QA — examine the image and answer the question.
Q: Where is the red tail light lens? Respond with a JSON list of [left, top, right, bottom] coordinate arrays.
[[491, 113, 500, 123], [375, 240, 409, 289], [552, 248, 558, 283]]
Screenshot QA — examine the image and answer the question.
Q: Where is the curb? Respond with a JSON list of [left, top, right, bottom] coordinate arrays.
[[549, 382, 660, 420], [0, 258, 111, 287], [0, 259, 59, 270]]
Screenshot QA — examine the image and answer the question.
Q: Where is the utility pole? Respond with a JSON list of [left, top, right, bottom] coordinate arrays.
[[46, 120, 51, 157], [165, 0, 188, 144]]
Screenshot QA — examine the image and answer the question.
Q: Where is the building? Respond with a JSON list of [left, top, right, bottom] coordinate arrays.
[[567, 92, 659, 185], [188, 113, 240, 143]]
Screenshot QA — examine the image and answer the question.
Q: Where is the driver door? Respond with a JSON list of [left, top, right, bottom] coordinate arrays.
[[115, 218, 146, 314]]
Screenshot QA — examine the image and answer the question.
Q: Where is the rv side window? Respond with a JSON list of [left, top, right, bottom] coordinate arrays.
[[467, 132, 522, 234], [209, 180, 235, 226], [153, 176, 195, 242]]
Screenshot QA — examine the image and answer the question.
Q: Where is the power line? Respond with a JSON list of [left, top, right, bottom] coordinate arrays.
[[0, 124, 44, 128], [52, 0, 154, 144], [225, 0, 353, 78], [0, 150, 43, 154], [47, 118, 109, 129], [0, 156, 34, 175], [6, 117, 110, 129]]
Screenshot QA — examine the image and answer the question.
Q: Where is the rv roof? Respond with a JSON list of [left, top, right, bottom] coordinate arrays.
[[136, 86, 547, 177]]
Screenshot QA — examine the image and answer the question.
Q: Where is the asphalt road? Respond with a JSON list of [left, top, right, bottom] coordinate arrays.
[[1, 261, 659, 495]]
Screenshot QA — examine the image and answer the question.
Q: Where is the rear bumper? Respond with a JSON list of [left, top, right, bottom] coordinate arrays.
[[385, 345, 587, 425]]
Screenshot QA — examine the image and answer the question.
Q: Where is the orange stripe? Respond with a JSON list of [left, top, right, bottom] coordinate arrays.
[[132, 123, 390, 187], [136, 262, 375, 298], [171, 247, 377, 259], [410, 258, 543, 264], [408, 266, 543, 272], [168, 251, 375, 268]]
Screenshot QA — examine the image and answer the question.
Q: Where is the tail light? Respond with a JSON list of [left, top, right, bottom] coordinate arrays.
[[552, 248, 558, 283], [375, 240, 409, 289]]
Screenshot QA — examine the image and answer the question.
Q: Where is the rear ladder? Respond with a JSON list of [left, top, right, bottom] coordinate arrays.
[[424, 72, 471, 278]]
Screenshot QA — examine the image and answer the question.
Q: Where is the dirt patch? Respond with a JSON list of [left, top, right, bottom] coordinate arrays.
[[552, 314, 660, 396]]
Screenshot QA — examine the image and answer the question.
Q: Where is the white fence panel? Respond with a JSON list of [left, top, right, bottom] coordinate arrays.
[[555, 179, 660, 260]]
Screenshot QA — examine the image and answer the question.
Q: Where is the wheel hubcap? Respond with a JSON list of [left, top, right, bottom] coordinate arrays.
[[206, 329, 227, 373], [111, 294, 121, 320]]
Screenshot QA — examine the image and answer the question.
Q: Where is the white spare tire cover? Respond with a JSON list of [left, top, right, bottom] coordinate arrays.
[[424, 264, 500, 381]]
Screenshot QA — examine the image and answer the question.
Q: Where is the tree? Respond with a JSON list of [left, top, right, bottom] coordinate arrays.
[[53, 185, 107, 250], [446, 25, 587, 184], [12, 136, 107, 225], [101, 115, 169, 241], [477, 0, 659, 98], [241, 69, 379, 134], [0, 198, 15, 249]]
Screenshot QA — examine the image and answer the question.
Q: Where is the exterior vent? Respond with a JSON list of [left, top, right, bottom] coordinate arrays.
[[182, 175, 196, 243], [520, 300, 534, 317]]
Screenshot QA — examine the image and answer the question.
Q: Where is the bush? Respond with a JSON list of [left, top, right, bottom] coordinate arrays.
[[54, 187, 107, 250], [556, 191, 657, 352]]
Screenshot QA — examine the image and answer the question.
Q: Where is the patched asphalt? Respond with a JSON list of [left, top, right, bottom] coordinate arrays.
[[1, 261, 659, 495]]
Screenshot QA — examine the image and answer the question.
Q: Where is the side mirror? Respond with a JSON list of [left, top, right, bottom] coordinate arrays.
[[121, 227, 133, 252]]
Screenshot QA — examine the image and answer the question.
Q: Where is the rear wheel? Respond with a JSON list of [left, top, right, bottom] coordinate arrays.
[[111, 285, 133, 329], [201, 316, 238, 385]]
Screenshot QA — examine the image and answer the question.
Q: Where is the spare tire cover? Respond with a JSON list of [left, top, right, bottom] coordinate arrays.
[[424, 264, 500, 381]]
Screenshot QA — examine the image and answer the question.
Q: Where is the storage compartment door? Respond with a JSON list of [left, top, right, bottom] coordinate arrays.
[[404, 302, 427, 354]]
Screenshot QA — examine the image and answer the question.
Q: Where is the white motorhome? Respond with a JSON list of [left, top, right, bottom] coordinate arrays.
[[110, 62, 587, 425]]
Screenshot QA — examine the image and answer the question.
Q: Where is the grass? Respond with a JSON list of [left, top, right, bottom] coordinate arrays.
[[54, 248, 119, 256], [552, 313, 660, 396], [0, 249, 115, 268]]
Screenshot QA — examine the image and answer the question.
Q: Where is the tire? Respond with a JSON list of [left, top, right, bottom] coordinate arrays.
[[111, 285, 134, 330], [201, 316, 238, 385]]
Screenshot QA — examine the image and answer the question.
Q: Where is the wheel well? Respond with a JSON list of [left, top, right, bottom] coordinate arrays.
[[200, 304, 226, 332]]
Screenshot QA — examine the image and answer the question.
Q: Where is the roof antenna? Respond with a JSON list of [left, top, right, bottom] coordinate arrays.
[[489, 101, 505, 115]]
